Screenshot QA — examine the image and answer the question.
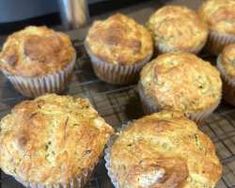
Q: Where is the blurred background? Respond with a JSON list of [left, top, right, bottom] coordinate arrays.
[[0, 0, 151, 34]]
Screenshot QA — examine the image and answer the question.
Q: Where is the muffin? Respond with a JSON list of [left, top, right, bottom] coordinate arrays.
[[217, 44, 235, 106], [105, 111, 222, 188], [199, 0, 235, 55], [138, 52, 222, 122], [147, 5, 208, 54], [0, 94, 114, 187], [0, 26, 76, 97], [85, 13, 153, 85]]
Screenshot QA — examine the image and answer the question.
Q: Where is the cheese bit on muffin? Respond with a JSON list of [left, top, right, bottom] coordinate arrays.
[[147, 5, 208, 54], [138, 52, 222, 122], [105, 111, 222, 188], [0, 94, 114, 187]]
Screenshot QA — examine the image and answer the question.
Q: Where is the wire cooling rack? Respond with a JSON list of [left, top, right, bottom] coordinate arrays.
[[0, 39, 235, 188]]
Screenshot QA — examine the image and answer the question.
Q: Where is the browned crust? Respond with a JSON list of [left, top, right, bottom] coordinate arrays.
[[0, 26, 75, 77], [110, 111, 222, 187], [85, 13, 153, 65], [198, 0, 235, 35], [147, 5, 208, 52], [139, 52, 222, 114], [0, 94, 114, 185]]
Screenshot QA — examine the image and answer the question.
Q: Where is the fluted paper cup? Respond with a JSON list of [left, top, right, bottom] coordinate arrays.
[[138, 82, 221, 124], [206, 31, 235, 55], [104, 123, 132, 188], [217, 56, 235, 106], [2, 54, 76, 98], [14, 161, 97, 188], [85, 43, 152, 85]]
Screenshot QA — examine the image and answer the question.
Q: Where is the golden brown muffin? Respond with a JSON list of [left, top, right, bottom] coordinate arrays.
[[85, 13, 153, 65], [0, 94, 114, 187], [217, 44, 235, 106], [0, 26, 75, 77], [0, 26, 76, 97], [138, 52, 222, 122], [85, 13, 153, 85], [199, 0, 235, 54], [199, 0, 235, 36], [105, 111, 222, 188], [147, 5, 208, 54]]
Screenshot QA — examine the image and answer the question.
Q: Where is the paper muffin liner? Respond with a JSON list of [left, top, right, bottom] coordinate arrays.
[[157, 40, 206, 54], [2, 54, 76, 98], [217, 56, 235, 106], [13, 158, 98, 188], [221, 80, 235, 106], [138, 82, 221, 123], [206, 31, 235, 55], [85, 43, 152, 85], [104, 123, 131, 188], [138, 82, 159, 114]]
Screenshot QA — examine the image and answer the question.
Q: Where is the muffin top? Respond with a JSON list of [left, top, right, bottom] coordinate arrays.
[[139, 52, 222, 114], [109, 111, 222, 188], [218, 43, 235, 79], [147, 5, 208, 52], [199, 0, 235, 35], [85, 13, 153, 65], [0, 94, 114, 185], [0, 26, 75, 77]]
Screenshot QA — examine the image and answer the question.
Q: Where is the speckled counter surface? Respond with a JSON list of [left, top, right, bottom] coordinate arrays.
[[1, 0, 235, 188]]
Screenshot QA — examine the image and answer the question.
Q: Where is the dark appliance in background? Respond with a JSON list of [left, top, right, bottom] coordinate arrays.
[[0, 0, 151, 34]]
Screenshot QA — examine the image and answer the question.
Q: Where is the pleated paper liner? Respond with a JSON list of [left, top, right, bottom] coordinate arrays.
[[85, 43, 152, 85], [217, 56, 235, 106], [2, 55, 76, 98], [206, 31, 235, 55], [104, 123, 132, 188], [14, 161, 97, 188], [138, 82, 221, 124]]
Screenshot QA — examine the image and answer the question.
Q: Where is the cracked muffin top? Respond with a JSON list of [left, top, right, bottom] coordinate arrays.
[[85, 13, 153, 65], [0, 94, 114, 185], [0, 26, 75, 77], [108, 111, 222, 188]]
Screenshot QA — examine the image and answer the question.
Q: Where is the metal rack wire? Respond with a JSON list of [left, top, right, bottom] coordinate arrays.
[[0, 39, 235, 188]]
